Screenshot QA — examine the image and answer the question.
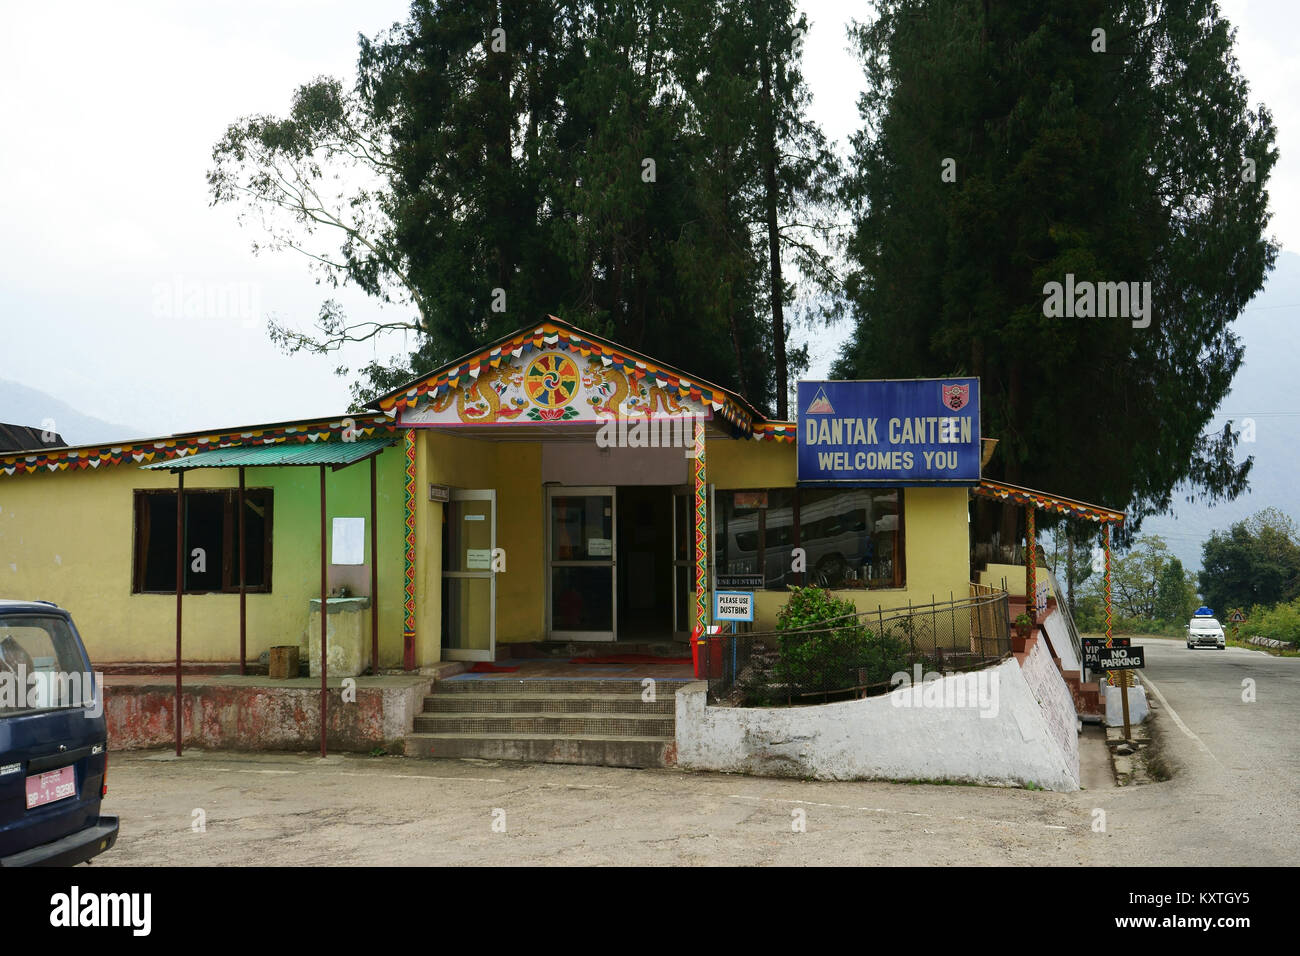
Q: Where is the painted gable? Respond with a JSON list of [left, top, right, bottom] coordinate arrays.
[[399, 348, 711, 427]]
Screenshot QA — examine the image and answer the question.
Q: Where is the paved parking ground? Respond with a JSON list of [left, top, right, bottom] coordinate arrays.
[[93, 639, 1297, 866], [99, 748, 1105, 866]]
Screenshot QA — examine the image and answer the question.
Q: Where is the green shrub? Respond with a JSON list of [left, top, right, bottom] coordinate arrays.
[[1115, 616, 1179, 636], [1074, 596, 1104, 632], [773, 587, 910, 694], [1247, 599, 1300, 643], [775, 586, 860, 632]]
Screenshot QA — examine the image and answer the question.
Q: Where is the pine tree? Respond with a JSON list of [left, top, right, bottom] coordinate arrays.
[[835, 0, 1277, 533]]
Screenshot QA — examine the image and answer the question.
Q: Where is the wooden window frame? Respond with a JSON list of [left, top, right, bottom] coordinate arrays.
[[131, 488, 274, 594]]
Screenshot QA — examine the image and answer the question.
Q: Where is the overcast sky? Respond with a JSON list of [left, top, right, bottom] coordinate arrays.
[[0, 0, 1294, 438]]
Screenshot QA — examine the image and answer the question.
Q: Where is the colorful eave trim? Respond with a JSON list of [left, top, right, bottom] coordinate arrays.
[[751, 421, 796, 443], [374, 321, 792, 440], [972, 479, 1125, 524], [1, 414, 400, 478]]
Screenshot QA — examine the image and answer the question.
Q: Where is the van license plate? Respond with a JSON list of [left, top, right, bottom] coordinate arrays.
[[26, 766, 76, 809]]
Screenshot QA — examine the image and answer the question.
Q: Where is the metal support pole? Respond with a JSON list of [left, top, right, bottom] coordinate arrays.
[[1121, 668, 1132, 741], [370, 454, 379, 675], [320, 465, 328, 758], [174, 469, 184, 757], [238, 466, 247, 676], [1025, 504, 1036, 620], [1103, 524, 1114, 647], [1103, 523, 1127, 737]]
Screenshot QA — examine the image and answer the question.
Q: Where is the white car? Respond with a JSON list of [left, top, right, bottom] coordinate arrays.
[[1187, 616, 1226, 649]]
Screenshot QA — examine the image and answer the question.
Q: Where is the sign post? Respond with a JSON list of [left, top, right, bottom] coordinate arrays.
[[1121, 671, 1131, 742], [712, 592, 754, 684], [1094, 644, 1145, 740], [1228, 608, 1246, 644]]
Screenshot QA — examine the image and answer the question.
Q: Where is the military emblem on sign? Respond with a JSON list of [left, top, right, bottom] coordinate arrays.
[[941, 383, 969, 411]]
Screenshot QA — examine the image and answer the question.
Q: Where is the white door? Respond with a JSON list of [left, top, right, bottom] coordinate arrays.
[[547, 486, 617, 641]]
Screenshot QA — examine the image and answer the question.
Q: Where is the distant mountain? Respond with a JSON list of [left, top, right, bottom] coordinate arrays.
[[1139, 250, 1300, 570], [0, 379, 145, 447]]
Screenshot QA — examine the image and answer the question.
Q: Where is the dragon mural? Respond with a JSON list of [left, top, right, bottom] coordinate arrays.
[[585, 363, 631, 419], [585, 363, 687, 419], [428, 364, 526, 423]]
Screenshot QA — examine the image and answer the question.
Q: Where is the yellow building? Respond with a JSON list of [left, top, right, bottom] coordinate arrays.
[[0, 318, 975, 669]]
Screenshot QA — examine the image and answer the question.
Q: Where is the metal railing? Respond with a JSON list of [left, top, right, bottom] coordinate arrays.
[[1044, 567, 1085, 674], [703, 588, 1011, 706]]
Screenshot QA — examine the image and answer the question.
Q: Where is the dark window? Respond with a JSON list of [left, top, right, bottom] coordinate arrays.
[[133, 489, 273, 594], [798, 489, 902, 590], [713, 489, 796, 590], [713, 488, 904, 591]]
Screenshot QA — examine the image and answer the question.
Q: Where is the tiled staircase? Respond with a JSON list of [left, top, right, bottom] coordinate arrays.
[[404, 673, 692, 768]]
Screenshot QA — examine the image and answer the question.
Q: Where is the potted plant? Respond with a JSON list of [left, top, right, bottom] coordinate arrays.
[[1013, 612, 1034, 649]]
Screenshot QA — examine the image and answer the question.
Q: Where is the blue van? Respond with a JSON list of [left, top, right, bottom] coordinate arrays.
[[0, 600, 118, 866]]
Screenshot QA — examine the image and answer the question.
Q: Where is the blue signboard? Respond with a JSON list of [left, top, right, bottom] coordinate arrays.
[[796, 378, 981, 484]]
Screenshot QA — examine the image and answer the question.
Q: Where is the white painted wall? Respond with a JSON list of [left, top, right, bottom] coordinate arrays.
[[1018, 637, 1081, 782], [676, 641, 1080, 791], [1041, 608, 1081, 673]]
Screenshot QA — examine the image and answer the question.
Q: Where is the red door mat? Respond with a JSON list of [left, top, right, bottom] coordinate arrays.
[[569, 654, 692, 665], [467, 662, 521, 673]]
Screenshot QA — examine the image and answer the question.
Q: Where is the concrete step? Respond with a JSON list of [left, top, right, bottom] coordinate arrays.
[[1071, 680, 1102, 716], [433, 678, 693, 696], [506, 641, 692, 660], [404, 732, 674, 768], [412, 712, 675, 736], [424, 693, 675, 715]]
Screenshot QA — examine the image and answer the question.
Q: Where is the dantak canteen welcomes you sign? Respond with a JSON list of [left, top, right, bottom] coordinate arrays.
[[796, 378, 981, 484]]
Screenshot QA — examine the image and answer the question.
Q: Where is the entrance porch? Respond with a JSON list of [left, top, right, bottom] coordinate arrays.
[[418, 421, 720, 662]]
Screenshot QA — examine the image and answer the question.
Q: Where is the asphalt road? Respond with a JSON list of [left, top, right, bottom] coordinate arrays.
[[91, 639, 1297, 866], [1113, 636, 1300, 866]]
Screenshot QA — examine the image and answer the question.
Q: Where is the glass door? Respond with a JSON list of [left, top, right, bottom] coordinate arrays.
[[547, 486, 616, 641], [441, 489, 496, 661]]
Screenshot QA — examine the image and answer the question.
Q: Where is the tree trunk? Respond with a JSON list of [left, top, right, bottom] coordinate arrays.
[[759, 35, 786, 419], [1067, 533, 1076, 616], [998, 360, 1026, 552], [727, 277, 748, 400]]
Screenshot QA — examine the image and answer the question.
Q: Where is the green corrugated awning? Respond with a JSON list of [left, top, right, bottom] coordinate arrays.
[[140, 438, 394, 471]]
